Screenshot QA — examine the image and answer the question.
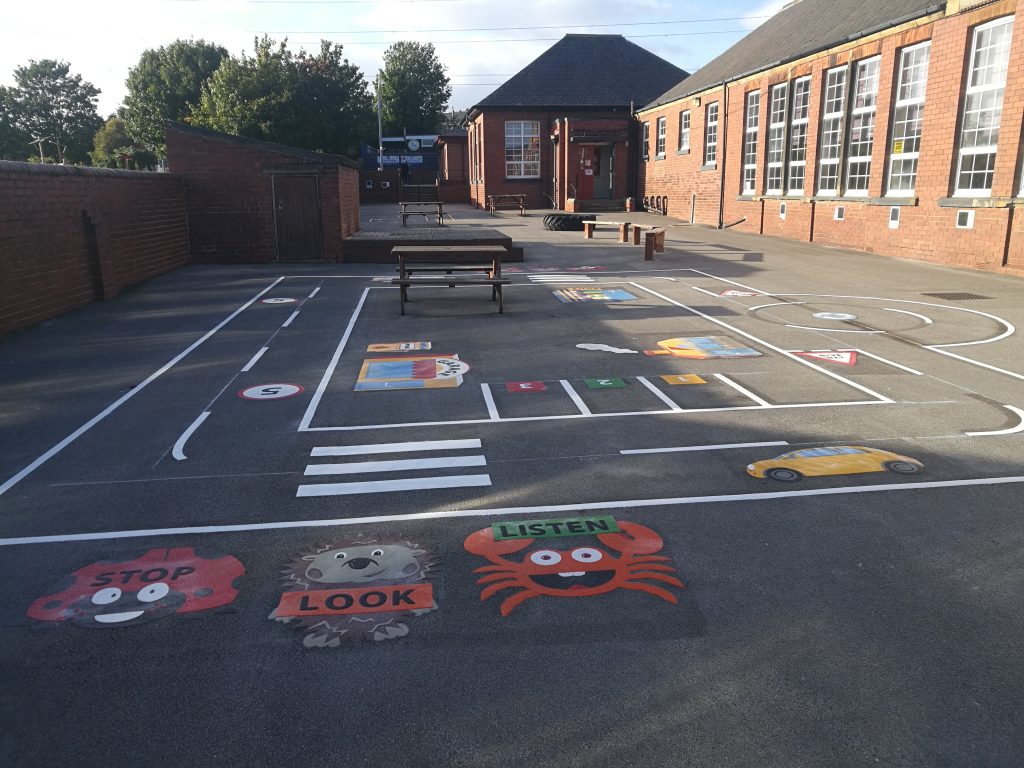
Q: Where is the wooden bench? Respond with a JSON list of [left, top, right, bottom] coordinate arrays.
[[390, 245, 511, 315], [583, 221, 631, 243], [644, 228, 666, 261], [399, 201, 444, 226], [487, 194, 526, 216]]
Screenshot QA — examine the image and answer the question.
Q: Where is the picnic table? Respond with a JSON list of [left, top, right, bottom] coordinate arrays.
[[487, 194, 526, 216], [390, 245, 511, 315], [400, 201, 444, 226]]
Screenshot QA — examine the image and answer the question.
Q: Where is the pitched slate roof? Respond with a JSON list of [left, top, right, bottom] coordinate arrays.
[[164, 122, 360, 168], [642, 0, 944, 110], [472, 34, 688, 112]]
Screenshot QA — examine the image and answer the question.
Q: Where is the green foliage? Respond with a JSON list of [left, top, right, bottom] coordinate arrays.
[[5, 60, 103, 164], [191, 36, 374, 159], [121, 39, 227, 157], [91, 116, 157, 169], [378, 42, 452, 135], [0, 86, 32, 161]]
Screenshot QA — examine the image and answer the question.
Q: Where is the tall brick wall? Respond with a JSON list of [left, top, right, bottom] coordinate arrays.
[[638, 0, 1024, 276], [0, 161, 187, 336]]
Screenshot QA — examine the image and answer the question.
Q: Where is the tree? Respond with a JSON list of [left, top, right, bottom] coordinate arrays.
[[91, 116, 157, 169], [192, 37, 374, 158], [0, 86, 31, 161], [377, 42, 452, 135], [7, 60, 103, 164], [121, 40, 227, 157]]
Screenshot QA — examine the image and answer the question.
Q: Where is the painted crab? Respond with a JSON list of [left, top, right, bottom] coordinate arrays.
[[463, 521, 684, 616]]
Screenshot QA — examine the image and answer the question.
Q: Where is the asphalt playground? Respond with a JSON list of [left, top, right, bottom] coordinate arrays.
[[2, 204, 1024, 767]]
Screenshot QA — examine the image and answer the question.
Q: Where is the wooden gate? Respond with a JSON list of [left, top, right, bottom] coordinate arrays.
[[273, 174, 322, 261]]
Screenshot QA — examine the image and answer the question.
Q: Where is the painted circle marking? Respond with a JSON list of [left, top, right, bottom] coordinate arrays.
[[238, 383, 305, 400], [812, 312, 858, 321], [261, 298, 298, 304]]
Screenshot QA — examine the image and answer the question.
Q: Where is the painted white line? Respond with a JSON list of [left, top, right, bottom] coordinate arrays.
[[481, 383, 500, 421], [884, 307, 933, 325], [620, 440, 788, 455], [311, 439, 482, 456], [307, 287, 321, 299], [965, 405, 1024, 436], [784, 324, 885, 334], [298, 287, 370, 431], [8, 475, 1024, 547], [924, 347, 1024, 382], [282, 310, 300, 328], [296, 474, 492, 497], [560, 380, 592, 416], [305, 455, 487, 475], [714, 374, 773, 407], [241, 347, 269, 372], [629, 282, 893, 404], [171, 411, 212, 461], [849, 348, 924, 375], [0, 278, 284, 497], [691, 286, 719, 297], [303, 398, 888, 431], [748, 301, 805, 311], [635, 376, 683, 411]]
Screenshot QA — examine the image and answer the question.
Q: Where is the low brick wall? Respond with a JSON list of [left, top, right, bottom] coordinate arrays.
[[0, 161, 188, 336]]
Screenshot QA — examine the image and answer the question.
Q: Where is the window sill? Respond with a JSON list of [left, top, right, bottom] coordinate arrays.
[[938, 196, 1020, 209], [676, 149, 690, 156], [503, 177, 542, 182], [655, 154, 666, 161], [701, 163, 717, 171]]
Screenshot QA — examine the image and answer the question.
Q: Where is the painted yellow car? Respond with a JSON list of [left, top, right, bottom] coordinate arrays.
[[747, 446, 923, 482]]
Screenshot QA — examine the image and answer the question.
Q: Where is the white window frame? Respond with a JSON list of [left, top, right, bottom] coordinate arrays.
[[766, 83, 788, 195], [704, 102, 719, 165], [742, 90, 760, 194], [504, 120, 541, 179], [678, 110, 690, 152], [845, 56, 881, 197], [656, 116, 667, 157], [642, 121, 650, 160], [787, 77, 811, 194], [955, 17, 1015, 197], [818, 66, 848, 195], [887, 42, 931, 196]]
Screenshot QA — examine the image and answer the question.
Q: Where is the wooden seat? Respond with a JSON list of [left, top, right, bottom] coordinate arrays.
[[644, 228, 666, 260]]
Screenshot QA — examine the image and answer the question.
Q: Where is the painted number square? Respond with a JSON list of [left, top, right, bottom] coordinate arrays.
[[506, 381, 547, 393], [584, 378, 626, 389]]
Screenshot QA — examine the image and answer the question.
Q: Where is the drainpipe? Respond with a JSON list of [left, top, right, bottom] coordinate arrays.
[[717, 80, 729, 229]]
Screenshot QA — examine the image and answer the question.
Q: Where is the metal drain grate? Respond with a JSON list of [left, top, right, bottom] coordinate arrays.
[[921, 292, 992, 301]]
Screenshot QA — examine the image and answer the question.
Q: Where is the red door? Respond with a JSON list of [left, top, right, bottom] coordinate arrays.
[[577, 146, 595, 199]]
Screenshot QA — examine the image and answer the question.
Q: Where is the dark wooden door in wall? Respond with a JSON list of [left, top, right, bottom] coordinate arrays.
[[273, 174, 322, 261]]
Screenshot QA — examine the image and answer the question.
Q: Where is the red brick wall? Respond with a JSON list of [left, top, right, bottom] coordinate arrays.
[[166, 125, 358, 263], [637, 0, 1024, 276], [0, 161, 188, 336]]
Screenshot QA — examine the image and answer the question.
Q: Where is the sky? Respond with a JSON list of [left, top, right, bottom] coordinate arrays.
[[0, 0, 788, 119]]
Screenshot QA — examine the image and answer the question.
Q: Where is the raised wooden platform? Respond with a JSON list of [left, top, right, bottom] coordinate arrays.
[[342, 227, 524, 263]]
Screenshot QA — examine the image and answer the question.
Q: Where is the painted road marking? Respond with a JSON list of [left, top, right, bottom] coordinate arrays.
[[304, 455, 488, 476], [794, 350, 857, 366], [282, 310, 300, 328], [843, 349, 923, 376], [261, 298, 297, 304], [296, 475, 493, 498], [0, 277, 285, 498], [635, 376, 683, 411], [585, 378, 626, 389], [964, 405, 1024, 437], [171, 411, 212, 462], [691, 287, 720, 297], [661, 374, 707, 385], [311, 439, 482, 456], [241, 347, 269, 372], [529, 275, 594, 283], [238, 384, 305, 400], [620, 440, 789, 455], [560, 380, 592, 415], [506, 381, 547, 393], [714, 374, 772, 408], [481, 383, 500, 420], [9, 475, 1024, 546], [884, 307, 933, 325], [307, 287, 321, 299]]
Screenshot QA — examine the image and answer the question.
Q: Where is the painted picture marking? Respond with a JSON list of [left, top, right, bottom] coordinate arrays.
[[720, 290, 760, 297], [661, 374, 707, 385], [576, 343, 638, 354], [270, 538, 437, 647], [27, 548, 244, 628], [813, 312, 858, 321], [747, 446, 924, 482], [464, 518, 683, 616], [355, 355, 468, 391], [553, 287, 639, 303], [261, 298, 298, 304], [506, 381, 547, 393], [585, 378, 626, 389], [644, 337, 762, 359], [794, 350, 858, 366], [238, 383, 305, 400], [366, 342, 432, 352]]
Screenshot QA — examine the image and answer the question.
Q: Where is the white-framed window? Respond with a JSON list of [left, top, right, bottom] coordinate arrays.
[[887, 42, 931, 195], [656, 116, 667, 157], [642, 121, 650, 160], [787, 77, 811, 194], [704, 102, 719, 165], [678, 110, 690, 152], [742, 91, 760, 194], [766, 83, 788, 194], [504, 120, 540, 178], [956, 17, 1014, 196], [846, 57, 881, 196], [818, 67, 848, 195]]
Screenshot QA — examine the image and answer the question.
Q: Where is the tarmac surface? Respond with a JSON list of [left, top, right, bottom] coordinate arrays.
[[2, 204, 1024, 767]]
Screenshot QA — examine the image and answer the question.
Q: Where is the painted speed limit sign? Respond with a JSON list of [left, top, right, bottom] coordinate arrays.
[[238, 383, 305, 400]]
